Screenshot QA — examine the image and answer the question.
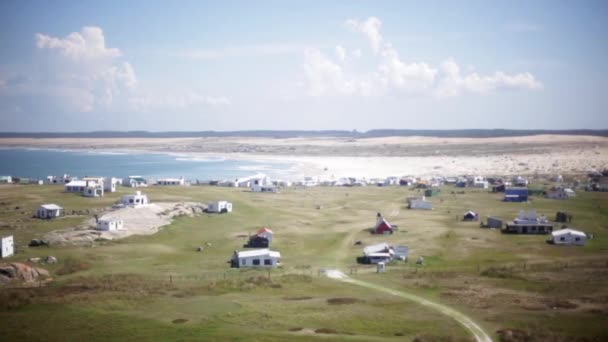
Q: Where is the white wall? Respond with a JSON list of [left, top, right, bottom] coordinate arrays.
[[1, 236, 14, 258]]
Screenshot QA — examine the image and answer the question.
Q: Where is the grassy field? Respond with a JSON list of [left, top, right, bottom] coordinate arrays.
[[1, 183, 607, 341]]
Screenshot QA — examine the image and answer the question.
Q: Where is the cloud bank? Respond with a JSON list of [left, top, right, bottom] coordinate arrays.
[[304, 17, 542, 98]]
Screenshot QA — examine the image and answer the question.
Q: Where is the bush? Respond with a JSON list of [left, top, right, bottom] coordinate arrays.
[[56, 258, 91, 276]]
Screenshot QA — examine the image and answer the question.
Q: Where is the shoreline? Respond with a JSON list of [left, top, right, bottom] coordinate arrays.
[[1, 135, 607, 179]]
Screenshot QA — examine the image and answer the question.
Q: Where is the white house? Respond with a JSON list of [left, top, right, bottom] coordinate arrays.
[[362, 242, 395, 264], [472, 176, 489, 189], [207, 201, 233, 213], [156, 177, 186, 186], [103, 177, 119, 192], [408, 199, 433, 210], [64, 180, 89, 193], [1, 235, 14, 258], [231, 249, 281, 268], [121, 191, 149, 206], [551, 228, 586, 246], [123, 176, 148, 188], [47, 174, 75, 184], [83, 185, 104, 197], [257, 227, 274, 243], [96, 218, 124, 231], [0, 176, 12, 184], [252, 184, 279, 193], [35, 204, 63, 219], [547, 188, 576, 200]]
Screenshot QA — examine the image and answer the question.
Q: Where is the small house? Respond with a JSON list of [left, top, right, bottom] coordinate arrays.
[[550, 228, 586, 246], [47, 174, 74, 184], [486, 216, 503, 229], [207, 201, 233, 213], [245, 235, 269, 248], [83, 183, 104, 197], [547, 188, 576, 200], [103, 177, 119, 192], [472, 176, 489, 189], [408, 199, 433, 210], [512, 176, 529, 187], [96, 218, 124, 231], [0, 235, 14, 258], [504, 187, 528, 202], [230, 249, 281, 268], [121, 191, 149, 206], [503, 210, 553, 234], [35, 204, 63, 219], [252, 184, 278, 193], [358, 242, 395, 264], [65, 180, 88, 193], [123, 176, 148, 188], [156, 177, 186, 186], [257, 227, 274, 243], [0, 176, 12, 184], [374, 213, 393, 235], [463, 211, 479, 221]]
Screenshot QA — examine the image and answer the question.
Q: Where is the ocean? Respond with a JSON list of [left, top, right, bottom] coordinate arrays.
[[0, 148, 293, 181]]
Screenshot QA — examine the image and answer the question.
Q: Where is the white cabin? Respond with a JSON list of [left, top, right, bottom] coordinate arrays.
[[103, 177, 119, 192], [408, 199, 433, 210], [231, 249, 281, 268], [551, 228, 586, 246], [35, 204, 63, 219], [96, 218, 124, 231], [257, 227, 274, 243], [65, 180, 89, 193], [0, 176, 12, 184], [252, 184, 279, 193], [1, 235, 14, 258], [156, 177, 186, 186], [121, 191, 149, 206], [207, 201, 233, 213], [122, 176, 148, 188]]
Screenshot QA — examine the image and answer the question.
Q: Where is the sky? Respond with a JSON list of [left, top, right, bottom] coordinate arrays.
[[0, 0, 606, 132]]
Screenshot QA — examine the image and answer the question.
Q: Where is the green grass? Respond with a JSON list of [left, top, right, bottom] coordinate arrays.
[[1, 183, 608, 341]]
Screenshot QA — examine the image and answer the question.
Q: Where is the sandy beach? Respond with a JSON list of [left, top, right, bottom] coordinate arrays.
[[1, 135, 607, 179]]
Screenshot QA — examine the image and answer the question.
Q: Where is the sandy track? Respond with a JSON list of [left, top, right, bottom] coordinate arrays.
[[324, 270, 493, 342]]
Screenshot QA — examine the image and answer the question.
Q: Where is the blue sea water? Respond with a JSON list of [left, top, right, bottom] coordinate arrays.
[[0, 148, 293, 181]]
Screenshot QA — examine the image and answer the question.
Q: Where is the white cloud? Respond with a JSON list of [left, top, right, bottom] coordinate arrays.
[[335, 45, 346, 62], [436, 58, 543, 98], [352, 49, 362, 58], [2, 26, 230, 113], [36, 26, 121, 61], [302, 17, 542, 99], [345, 17, 383, 54]]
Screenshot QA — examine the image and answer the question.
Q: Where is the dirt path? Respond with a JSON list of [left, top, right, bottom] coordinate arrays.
[[324, 270, 493, 342]]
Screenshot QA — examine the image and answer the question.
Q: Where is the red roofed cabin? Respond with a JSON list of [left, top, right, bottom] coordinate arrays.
[[374, 213, 393, 235], [257, 227, 274, 243]]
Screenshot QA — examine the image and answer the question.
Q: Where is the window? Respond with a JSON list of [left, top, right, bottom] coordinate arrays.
[[129, 199, 134, 203], [560, 237, 565, 241], [253, 259, 260, 265], [241, 259, 246, 265], [264, 259, 272, 266], [575, 237, 580, 242]]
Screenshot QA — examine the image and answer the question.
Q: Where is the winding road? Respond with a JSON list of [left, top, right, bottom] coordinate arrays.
[[324, 270, 493, 342]]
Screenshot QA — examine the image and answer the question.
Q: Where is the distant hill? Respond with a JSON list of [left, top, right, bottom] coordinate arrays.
[[0, 129, 607, 139]]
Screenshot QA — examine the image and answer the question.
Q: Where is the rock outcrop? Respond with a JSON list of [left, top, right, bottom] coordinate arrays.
[[0, 262, 50, 284]]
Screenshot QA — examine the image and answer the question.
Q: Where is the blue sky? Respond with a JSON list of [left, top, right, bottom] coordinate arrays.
[[0, 0, 606, 131]]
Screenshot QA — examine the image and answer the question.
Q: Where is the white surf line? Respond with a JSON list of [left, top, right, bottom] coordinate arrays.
[[324, 270, 492, 342]]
